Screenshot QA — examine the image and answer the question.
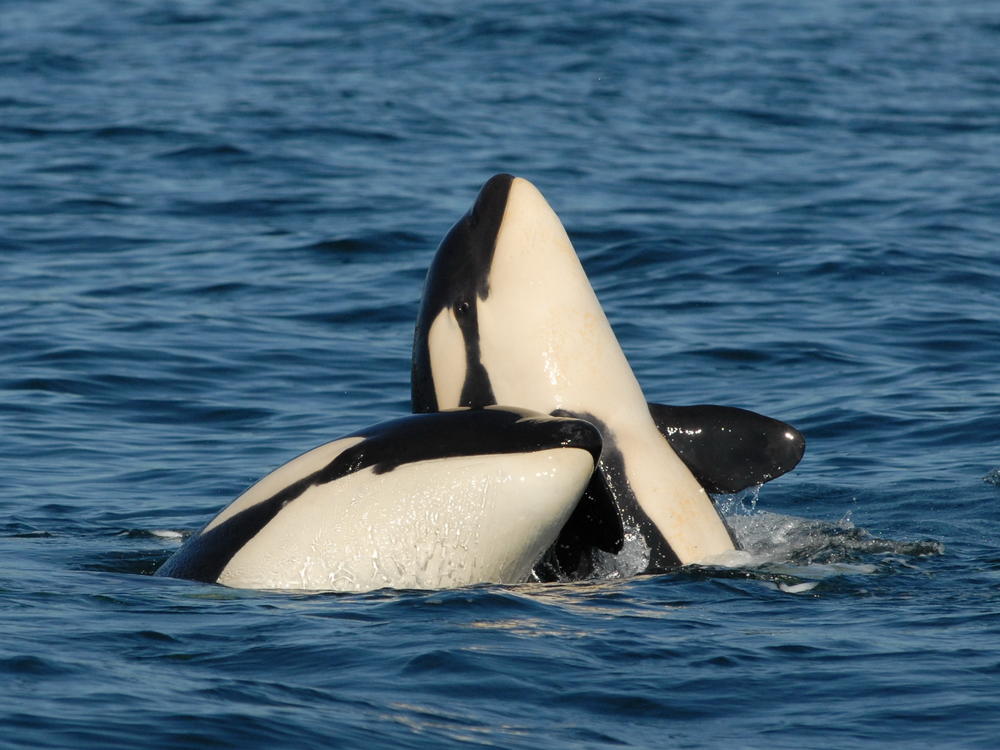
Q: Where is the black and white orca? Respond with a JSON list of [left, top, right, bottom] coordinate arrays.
[[156, 407, 602, 592], [412, 174, 804, 576]]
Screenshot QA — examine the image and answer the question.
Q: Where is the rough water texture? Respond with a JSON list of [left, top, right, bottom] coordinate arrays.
[[2, 1, 999, 748]]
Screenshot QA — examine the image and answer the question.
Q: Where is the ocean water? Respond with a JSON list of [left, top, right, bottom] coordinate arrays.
[[2, 0, 999, 747]]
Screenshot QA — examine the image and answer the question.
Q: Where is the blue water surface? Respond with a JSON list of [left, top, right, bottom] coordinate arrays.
[[2, 1, 999, 748]]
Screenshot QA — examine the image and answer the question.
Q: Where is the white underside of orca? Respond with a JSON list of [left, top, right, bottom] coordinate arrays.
[[216, 448, 594, 592], [158, 407, 602, 592], [426, 177, 736, 566]]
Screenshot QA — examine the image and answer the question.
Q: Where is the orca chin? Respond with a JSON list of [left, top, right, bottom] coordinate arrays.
[[156, 407, 601, 592], [412, 174, 805, 577]]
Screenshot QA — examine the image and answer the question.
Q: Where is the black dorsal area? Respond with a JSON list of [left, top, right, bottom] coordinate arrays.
[[345, 406, 602, 474], [411, 174, 514, 413]]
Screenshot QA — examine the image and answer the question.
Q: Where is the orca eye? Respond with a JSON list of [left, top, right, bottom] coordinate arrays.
[[455, 299, 471, 316]]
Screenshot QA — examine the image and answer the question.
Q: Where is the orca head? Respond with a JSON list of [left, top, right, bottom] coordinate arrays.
[[413, 174, 602, 416], [412, 174, 515, 413], [157, 406, 604, 590]]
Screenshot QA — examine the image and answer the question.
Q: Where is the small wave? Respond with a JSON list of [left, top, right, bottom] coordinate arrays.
[[169, 196, 305, 218], [157, 143, 251, 159], [119, 529, 187, 541], [298, 230, 426, 256], [138, 9, 225, 25], [112, 528, 190, 541], [82, 549, 173, 576]]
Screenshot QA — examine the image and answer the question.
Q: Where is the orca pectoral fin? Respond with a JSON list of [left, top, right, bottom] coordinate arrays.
[[649, 403, 806, 494]]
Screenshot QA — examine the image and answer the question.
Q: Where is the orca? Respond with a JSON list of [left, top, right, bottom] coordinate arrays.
[[156, 407, 602, 592], [412, 174, 805, 575]]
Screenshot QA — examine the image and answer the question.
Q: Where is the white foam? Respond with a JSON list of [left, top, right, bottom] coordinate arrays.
[[589, 523, 650, 579], [150, 529, 184, 540], [778, 581, 818, 594]]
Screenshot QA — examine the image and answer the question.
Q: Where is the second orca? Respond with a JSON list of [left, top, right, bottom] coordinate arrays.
[[412, 174, 805, 577]]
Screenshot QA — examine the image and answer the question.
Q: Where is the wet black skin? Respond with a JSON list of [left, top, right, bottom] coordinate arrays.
[[648, 404, 805, 495], [412, 174, 514, 413]]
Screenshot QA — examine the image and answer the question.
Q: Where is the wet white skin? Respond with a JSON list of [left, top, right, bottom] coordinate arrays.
[[429, 178, 735, 564], [214, 447, 595, 591]]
